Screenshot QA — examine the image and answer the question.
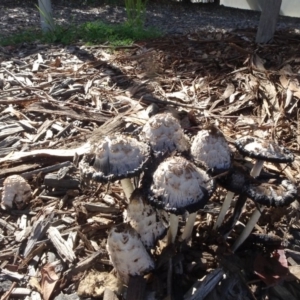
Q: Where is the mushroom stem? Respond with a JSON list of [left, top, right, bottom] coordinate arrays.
[[250, 160, 264, 177], [167, 214, 179, 244], [181, 212, 197, 241], [232, 159, 265, 251], [213, 191, 235, 230], [231, 206, 264, 252], [120, 178, 134, 201], [221, 193, 248, 239]]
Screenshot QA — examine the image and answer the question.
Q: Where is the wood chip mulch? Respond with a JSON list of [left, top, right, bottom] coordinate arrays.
[[1, 28, 300, 300]]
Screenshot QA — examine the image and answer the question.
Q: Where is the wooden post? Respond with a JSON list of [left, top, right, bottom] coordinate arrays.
[[38, 0, 54, 32], [256, 0, 282, 44]]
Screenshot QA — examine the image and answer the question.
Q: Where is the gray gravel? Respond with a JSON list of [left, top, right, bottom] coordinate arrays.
[[1, 2, 300, 38]]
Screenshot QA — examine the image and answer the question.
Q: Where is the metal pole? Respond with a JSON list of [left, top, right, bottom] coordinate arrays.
[[38, 0, 54, 32]]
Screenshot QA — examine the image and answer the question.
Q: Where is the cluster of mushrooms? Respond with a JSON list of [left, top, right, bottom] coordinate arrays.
[[78, 109, 298, 286], [1, 109, 296, 290]]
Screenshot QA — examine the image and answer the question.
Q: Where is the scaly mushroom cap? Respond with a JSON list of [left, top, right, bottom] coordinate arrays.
[[106, 224, 155, 285], [235, 136, 294, 163], [244, 177, 297, 207], [149, 156, 214, 215], [140, 112, 189, 153], [1, 175, 32, 210], [124, 189, 168, 249], [191, 125, 231, 172], [79, 134, 151, 183]]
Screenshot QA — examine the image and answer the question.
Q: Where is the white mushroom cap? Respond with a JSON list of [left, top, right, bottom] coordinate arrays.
[[80, 134, 151, 182], [191, 126, 231, 171], [150, 156, 214, 215], [1, 175, 32, 210], [124, 189, 168, 249], [141, 112, 189, 153], [106, 224, 155, 285]]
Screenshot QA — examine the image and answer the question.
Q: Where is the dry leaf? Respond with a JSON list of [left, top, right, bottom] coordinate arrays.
[[254, 249, 289, 287], [41, 261, 60, 300]]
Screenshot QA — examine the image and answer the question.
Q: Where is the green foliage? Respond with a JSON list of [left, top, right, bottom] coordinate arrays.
[[124, 0, 148, 28], [0, 21, 161, 47]]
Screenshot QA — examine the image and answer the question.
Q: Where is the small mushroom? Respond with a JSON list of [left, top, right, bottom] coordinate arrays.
[[79, 134, 151, 200], [189, 125, 232, 230], [140, 112, 190, 153], [148, 156, 214, 243], [1, 175, 32, 210], [232, 137, 294, 251], [124, 188, 168, 249], [106, 224, 155, 285], [191, 125, 231, 173]]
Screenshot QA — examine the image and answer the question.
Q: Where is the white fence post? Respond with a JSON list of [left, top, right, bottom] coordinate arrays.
[[38, 0, 54, 32]]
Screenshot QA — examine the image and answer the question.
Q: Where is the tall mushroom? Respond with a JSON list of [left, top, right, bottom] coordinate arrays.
[[189, 125, 232, 230], [216, 163, 252, 238], [148, 156, 214, 244], [232, 136, 294, 251], [79, 134, 151, 201], [232, 177, 297, 251]]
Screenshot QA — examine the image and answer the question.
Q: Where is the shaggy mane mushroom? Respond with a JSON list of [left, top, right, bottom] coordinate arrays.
[[124, 188, 168, 249], [1, 175, 32, 210], [189, 125, 233, 231], [140, 112, 190, 154], [106, 223, 155, 285], [148, 156, 214, 243], [79, 134, 151, 200]]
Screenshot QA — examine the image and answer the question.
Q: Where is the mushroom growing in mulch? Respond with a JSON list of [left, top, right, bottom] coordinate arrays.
[[106, 223, 155, 285], [1, 175, 32, 210], [232, 136, 295, 251], [79, 134, 151, 200], [123, 188, 168, 249], [148, 156, 214, 243], [244, 177, 297, 208], [235, 136, 294, 178], [232, 176, 298, 252], [140, 112, 190, 154], [189, 124, 232, 230], [191, 124, 232, 173]]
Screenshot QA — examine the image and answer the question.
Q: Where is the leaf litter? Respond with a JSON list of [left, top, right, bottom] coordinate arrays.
[[1, 28, 300, 299]]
